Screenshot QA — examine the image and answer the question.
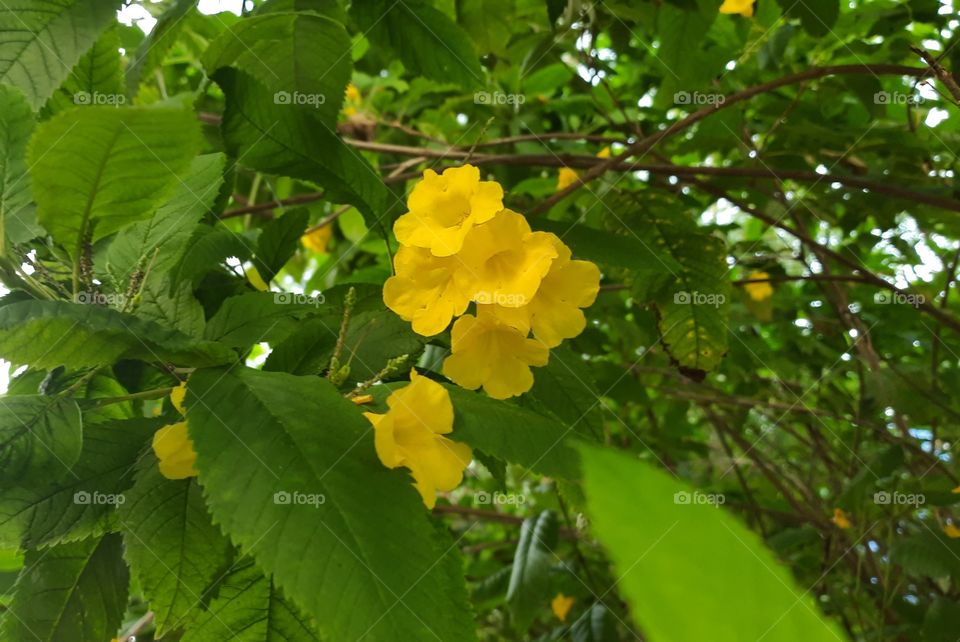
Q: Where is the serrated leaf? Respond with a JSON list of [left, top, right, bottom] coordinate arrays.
[[254, 208, 309, 282], [203, 291, 322, 348], [0, 0, 118, 109], [0, 395, 81, 485], [28, 105, 202, 257], [352, 0, 482, 88], [126, 0, 196, 96], [891, 531, 960, 579], [204, 12, 352, 127], [42, 27, 123, 116], [138, 279, 206, 337], [0, 300, 235, 369], [118, 454, 232, 635], [181, 558, 321, 642], [0, 417, 160, 548], [186, 367, 477, 641], [213, 68, 389, 223], [1, 534, 128, 642], [580, 445, 848, 642], [527, 344, 604, 440], [171, 224, 256, 289], [0, 85, 38, 249], [507, 510, 560, 631]]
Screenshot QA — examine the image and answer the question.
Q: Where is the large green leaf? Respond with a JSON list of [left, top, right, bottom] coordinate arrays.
[[0, 395, 81, 485], [0, 85, 38, 249], [186, 367, 477, 641], [181, 558, 321, 642], [204, 12, 352, 127], [254, 208, 309, 282], [126, 0, 196, 95], [507, 510, 560, 631], [42, 27, 123, 116], [1, 534, 128, 642], [0, 300, 235, 369], [28, 105, 202, 256], [579, 445, 848, 642], [0, 0, 118, 109], [118, 455, 233, 635], [352, 0, 482, 88], [214, 68, 389, 222], [203, 291, 321, 348], [0, 417, 160, 548]]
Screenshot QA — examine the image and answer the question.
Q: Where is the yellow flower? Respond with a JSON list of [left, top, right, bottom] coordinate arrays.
[[945, 523, 960, 538], [596, 146, 611, 159], [394, 164, 504, 257], [743, 271, 773, 302], [443, 310, 550, 399], [363, 370, 472, 508], [831, 508, 851, 529], [351, 394, 374, 405], [556, 167, 579, 191], [170, 382, 187, 414], [551, 593, 575, 622], [345, 83, 362, 104], [952, 485, 960, 494], [383, 245, 472, 336], [719, 0, 753, 16], [302, 224, 333, 253], [152, 422, 197, 480], [486, 234, 600, 347], [456, 209, 558, 309]]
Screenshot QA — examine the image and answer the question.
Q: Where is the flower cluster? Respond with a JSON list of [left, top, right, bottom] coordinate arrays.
[[385, 164, 601, 399]]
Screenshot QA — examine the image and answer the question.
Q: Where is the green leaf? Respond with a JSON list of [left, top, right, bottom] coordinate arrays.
[[891, 531, 960, 579], [137, 279, 206, 338], [923, 598, 960, 642], [0, 395, 81, 485], [1, 534, 128, 642], [28, 105, 202, 256], [569, 603, 617, 642], [527, 344, 604, 440], [579, 445, 848, 642], [446, 385, 580, 480], [181, 558, 321, 642], [214, 68, 389, 223], [457, 0, 514, 56], [0, 417, 161, 548], [126, 0, 196, 96], [0, 85, 38, 249], [186, 367, 477, 641], [42, 28, 123, 116], [775, 0, 839, 37], [351, 0, 482, 88], [254, 208, 309, 282], [507, 510, 560, 631], [0, 300, 235, 369], [171, 224, 256, 290], [118, 455, 233, 635], [203, 291, 321, 348], [655, 1, 722, 108], [0, 0, 118, 109], [105, 153, 227, 290], [204, 12, 352, 127]]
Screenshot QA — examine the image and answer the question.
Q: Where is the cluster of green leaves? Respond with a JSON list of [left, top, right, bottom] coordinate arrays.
[[1, 0, 959, 641]]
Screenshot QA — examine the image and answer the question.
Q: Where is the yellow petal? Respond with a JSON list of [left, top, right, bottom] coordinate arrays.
[[744, 271, 773, 302], [152, 422, 197, 480], [365, 411, 404, 469], [596, 146, 611, 159], [351, 394, 374, 405], [944, 523, 960, 538], [551, 593, 575, 622], [526, 238, 600, 347], [387, 369, 455, 436], [383, 246, 471, 336], [951, 485, 960, 494], [831, 508, 851, 530], [170, 382, 187, 415], [345, 82, 361, 103], [302, 224, 333, 253], [719, 0, 753, 16], [557, 167, 579, 191]]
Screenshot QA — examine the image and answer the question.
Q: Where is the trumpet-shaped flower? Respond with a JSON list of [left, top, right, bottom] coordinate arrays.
[[456, 209, 558, 309], [743, 271, 773, 301], [487, 235, 600, 347], [719, 0, 753, 16], [394, 164, 504, 257], [383, 245, 473, 336], [443, 310, 550, 399], [152, 422, 197, 480], [302, 224, 333, 253], [363, 370, 472, 508]]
